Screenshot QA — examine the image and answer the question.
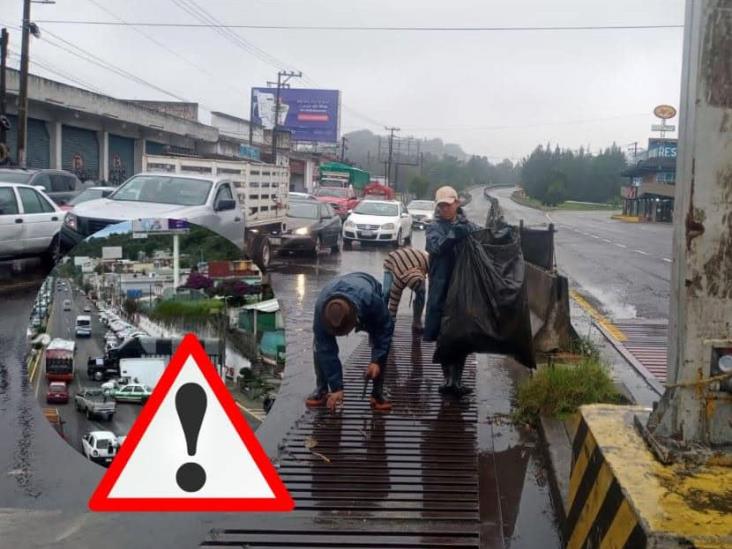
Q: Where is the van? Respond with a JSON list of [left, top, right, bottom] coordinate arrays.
[[63, 299, 71, 311], [75, 315, 92, 337]]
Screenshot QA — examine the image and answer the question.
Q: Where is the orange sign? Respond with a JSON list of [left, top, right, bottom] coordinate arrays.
[[653, 105, 677, 120]]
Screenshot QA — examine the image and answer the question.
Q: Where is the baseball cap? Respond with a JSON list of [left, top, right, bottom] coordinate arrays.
[[322, 297, 358, 336], [435, 186, 459, 206]]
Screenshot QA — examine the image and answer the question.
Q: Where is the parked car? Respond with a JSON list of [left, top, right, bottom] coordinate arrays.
[[407, 200, 436, 229], [46, 381, 69, 404], [81, 430, 119, 466], [63, 186, 115, 211], [0, 183, 63, 265], [280, 200, 342, 255], [343, 200, 413, 248], [61, 173, 246, 252], [74, 387, 116, 420], [0, 168, 84, 207], [107, 382, 152, 404], [314, 186, 360, 219]]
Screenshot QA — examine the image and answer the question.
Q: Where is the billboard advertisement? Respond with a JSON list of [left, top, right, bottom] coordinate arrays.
[[251, 88, 340, 143], [102, 246, 123, 260], [131, 219, 190, 234]]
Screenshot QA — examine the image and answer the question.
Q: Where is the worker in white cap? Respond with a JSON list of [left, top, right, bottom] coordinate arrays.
[[423, 185, 480, 397]]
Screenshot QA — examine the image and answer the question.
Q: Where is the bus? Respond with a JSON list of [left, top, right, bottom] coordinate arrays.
[[45, 338, 75, 382]]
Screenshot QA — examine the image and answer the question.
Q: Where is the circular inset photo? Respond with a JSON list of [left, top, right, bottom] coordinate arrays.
[[27, 219, 285, 468]]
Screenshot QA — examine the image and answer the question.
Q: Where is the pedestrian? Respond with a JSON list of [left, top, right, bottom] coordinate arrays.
[[305, 272, 395, 412], [424, 185, 480, 397], [382, 247, 429, 332]]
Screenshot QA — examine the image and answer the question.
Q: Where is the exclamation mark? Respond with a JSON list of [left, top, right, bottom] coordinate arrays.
[[175, 383, 207, 492]]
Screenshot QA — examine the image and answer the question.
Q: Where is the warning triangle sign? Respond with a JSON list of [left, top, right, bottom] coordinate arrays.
[[88, 333, 294, 512]]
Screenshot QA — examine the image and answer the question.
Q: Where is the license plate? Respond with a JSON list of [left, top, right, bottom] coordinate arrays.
[[268, 237, 281, 246], [361, 230, 375, 237]]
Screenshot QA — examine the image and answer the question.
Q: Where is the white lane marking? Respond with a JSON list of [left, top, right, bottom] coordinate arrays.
[[590, 234, 600, 239], [662, 258, 672, 263], [615, 243, 628, 249], [601, 238, 612, 243], [634, 249, 649, 255]]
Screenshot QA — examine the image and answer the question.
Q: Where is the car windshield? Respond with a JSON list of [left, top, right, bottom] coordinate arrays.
[[288, 201, 320, 220], [408, 201, 435, 210], [354, 202, 399, 216], [316, 187, 347, 198], [111, 175, 212, 206], [77, 320, 91, 327], [0, 172, 33, 184], [68, 188, 107, 206]]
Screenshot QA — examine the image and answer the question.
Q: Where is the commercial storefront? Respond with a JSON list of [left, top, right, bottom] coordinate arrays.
[[621, 138, 677, 222]]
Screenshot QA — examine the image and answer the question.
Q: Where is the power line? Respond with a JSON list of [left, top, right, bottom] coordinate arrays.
[[34, 21, 685, 32], [84, 0, 245, 97], [401, 113, 652, 132], [7, 48, 106, 94]]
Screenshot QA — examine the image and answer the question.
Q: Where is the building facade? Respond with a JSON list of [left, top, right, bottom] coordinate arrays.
[[621, 138, 677, 222]]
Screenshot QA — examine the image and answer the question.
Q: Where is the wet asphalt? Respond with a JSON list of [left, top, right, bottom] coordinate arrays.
[[489, 187, 672, 321], [0, 191, 564, 547]]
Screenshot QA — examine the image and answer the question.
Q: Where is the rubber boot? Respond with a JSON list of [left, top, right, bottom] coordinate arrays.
[[451, 362, 473, 398], [305, 388, 327, 407], [438, 362, 453, 394]]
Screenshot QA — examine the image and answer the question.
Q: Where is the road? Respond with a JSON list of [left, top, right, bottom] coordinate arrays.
[[35, 281, 140, 457], [487, 187, 673, 320]]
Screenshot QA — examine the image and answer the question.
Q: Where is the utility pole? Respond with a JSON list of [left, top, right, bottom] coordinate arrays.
[[340, 136, 348, 162], [271, 70, 301, 162], [0, 28, 8, 151], [644, 0, 732, 456], [385, 127, 399, 187], [17, 0, 31, 168]]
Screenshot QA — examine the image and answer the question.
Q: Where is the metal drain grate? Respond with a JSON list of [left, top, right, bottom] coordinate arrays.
[[202, 325, 480, 548]]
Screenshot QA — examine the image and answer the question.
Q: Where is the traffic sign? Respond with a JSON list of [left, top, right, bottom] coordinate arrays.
[[88, 333, 294, 512]]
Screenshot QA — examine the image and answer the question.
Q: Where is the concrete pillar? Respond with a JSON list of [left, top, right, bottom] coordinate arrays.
[[134, 138, 144, 174], [649, 0, 732, 445], [49, 121, 62, 170], [99, 130, 109, 181]]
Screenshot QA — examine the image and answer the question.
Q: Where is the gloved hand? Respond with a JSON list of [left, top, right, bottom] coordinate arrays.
[[452, 223, 471, 239]]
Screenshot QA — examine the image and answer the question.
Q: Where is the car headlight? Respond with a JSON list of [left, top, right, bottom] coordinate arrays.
[[92, 450, 98, 457], [381, 223, 395, 230], [294, 227, 309, 235], [64, 213, 78, 230], [344, 220, 355, 229]]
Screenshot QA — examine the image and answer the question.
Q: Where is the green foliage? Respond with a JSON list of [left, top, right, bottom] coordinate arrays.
[[521, 144, 627, 205], [407, 175, 431, 199], [123, 298, 139, 317], [149, 298, 223, 323], [515, 359, 620, 425]]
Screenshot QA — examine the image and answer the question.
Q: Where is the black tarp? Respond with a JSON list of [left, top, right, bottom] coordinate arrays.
[[435, 225, 536, 368]]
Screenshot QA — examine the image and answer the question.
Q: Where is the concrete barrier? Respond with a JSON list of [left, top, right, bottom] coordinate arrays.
[[526, 262, 575, 353]]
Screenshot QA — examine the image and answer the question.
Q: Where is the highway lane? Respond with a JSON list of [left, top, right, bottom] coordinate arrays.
[[35, 280, 139, 460], [486, 187, 673, 320]]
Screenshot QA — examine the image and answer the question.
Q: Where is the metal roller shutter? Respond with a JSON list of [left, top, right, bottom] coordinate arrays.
[[3, 115, 51, 168], [108, 134, 135, 185], [62, 125, 99, 181]]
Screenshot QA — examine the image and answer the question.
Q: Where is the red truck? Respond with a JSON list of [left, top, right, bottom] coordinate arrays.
[[314, 186, 360, 219]]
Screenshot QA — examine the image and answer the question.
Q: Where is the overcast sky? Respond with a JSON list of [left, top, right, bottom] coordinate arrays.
[[0, 0, 685, 161]]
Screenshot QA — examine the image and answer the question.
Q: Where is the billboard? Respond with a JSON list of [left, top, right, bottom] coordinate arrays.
[[102, 246, 123, 260], [131, 218, 190, 234], [251, 88, 340, 143], [647, 138, 678, 158]]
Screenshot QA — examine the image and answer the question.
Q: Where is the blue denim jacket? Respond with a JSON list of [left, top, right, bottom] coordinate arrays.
[[313, 272, 395, 391], [424, 210, 480, 342]]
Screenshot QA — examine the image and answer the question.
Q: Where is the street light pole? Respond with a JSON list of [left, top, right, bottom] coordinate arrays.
[[271, 70, 301, 162]]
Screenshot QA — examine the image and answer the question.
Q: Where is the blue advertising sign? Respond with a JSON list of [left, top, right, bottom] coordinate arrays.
[[647, 138, 677, 159], [239, 145, 261, 161], [251, 88, 340, 143], [127, 289, 143, 299]]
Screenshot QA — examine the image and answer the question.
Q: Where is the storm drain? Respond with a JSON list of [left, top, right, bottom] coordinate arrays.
[[202, 323, 480, 548], [613, 319, 668, 383]]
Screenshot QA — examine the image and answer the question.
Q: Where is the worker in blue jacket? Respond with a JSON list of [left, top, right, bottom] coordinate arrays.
[[424, 186, 480, 397], [306, 272, 395, 412]]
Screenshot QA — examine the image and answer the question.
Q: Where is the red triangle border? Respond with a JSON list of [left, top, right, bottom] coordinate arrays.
[[88, 332, 294, 512]]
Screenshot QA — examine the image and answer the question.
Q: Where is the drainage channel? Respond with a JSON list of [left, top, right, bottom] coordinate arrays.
[[203, 324, 480, 548]]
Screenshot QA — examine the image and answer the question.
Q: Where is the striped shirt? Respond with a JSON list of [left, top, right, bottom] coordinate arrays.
[[383, 247, 429, 317]]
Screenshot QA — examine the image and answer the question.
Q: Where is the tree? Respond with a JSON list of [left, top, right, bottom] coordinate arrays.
[[184, 271, 214, 290], [123, 298, 139, 317], [407, 175, 431, 199]]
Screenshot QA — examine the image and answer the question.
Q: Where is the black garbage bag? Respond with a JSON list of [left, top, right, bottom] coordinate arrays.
[[435, 225, 536, 368]]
